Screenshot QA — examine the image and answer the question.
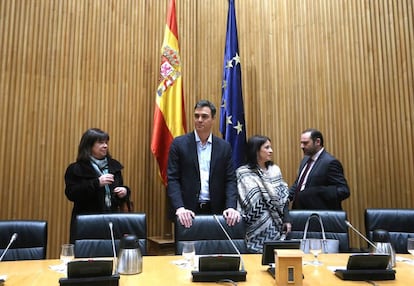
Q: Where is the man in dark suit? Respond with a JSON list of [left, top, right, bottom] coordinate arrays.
[[288, 128, 350, 210], [167, 100, 240, 228]]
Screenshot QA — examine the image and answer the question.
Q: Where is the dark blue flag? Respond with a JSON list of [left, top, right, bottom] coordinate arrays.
[[220, 0, 246, 169]]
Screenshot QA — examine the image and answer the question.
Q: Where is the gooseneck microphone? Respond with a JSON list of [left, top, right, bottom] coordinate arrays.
[[213, 214, 245, 271], [108, 222, 118, 273], [345, 220, 377, 250], [0, 233, 18, 261]]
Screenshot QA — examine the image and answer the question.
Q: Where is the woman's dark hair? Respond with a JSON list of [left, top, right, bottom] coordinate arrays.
[[245, 135, 273, 169], [76, 128, 110, 162]]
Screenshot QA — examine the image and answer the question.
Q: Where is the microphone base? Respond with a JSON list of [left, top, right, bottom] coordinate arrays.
[[191, 270, 247, 282], [335, 269, 395, 281], [59, 274, 120, 286]]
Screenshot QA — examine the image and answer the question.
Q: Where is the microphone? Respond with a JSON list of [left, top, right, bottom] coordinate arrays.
[[213, 214, 245, 271], [108, 222, 118, 273], [191, 215, 247, 282], [0, 233, 18, 261], [345, 220, 377, 250]]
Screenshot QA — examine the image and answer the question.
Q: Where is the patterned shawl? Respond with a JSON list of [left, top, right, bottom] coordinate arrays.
[[236, 164, 289, 253]]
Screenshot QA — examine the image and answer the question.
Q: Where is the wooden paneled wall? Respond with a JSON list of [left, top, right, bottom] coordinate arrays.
[[0, 0, 412, 258]]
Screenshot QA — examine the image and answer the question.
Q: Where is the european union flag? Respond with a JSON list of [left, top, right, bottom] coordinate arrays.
[[220, 0, 246, 170]]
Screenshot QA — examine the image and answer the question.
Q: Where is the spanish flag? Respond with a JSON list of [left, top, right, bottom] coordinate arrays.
[[151, 0, 186, 186]]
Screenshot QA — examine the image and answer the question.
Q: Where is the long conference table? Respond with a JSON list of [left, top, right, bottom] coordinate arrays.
[[1, 253, 414, 285]]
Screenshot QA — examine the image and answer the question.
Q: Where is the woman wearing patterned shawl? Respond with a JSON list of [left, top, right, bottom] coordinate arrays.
[[236, 135, 291, 253]]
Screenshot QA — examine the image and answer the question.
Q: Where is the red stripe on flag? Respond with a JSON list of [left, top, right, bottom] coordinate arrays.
[[151, 106, 174, 184], [166, 0, 178, 39]]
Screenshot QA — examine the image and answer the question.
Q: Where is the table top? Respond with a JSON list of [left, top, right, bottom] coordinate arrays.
[[1, 253, 413, 285]]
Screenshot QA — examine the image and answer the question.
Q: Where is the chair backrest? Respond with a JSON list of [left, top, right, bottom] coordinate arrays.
[[175, 215, 247, 255], [287, 210, 350, 252], [365, 208, 414, 253], [73, 213, 147, 258], [0, 220, 47, 260]]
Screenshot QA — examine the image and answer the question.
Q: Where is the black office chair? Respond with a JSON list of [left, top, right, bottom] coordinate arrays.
[[365, 208, 414, 253], [73, 213, 147, 258], [175, 215, 247, 255], [287, 210, 350, 252], [0, 220, 48, 261]]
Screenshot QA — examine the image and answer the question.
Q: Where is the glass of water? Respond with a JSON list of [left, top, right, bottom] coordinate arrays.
[[182, 241, 195, 269], [407, 238, 414, 256], [60, 244, 75, 265], [309, 239, 323, 266]]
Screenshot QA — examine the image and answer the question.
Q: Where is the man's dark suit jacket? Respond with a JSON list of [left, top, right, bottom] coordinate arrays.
[[166, 132, 238, 218], [288, 149, 350, 210]]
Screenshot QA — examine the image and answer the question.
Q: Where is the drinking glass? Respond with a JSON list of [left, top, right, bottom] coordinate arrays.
[[407, 238, 414, 256], [60, 244, 75, 265], [309, 239, 323, 266], [182, 241, 195, 268]]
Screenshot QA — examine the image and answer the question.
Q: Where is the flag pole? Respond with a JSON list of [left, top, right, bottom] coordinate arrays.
[[151, 0, 186, 243]]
